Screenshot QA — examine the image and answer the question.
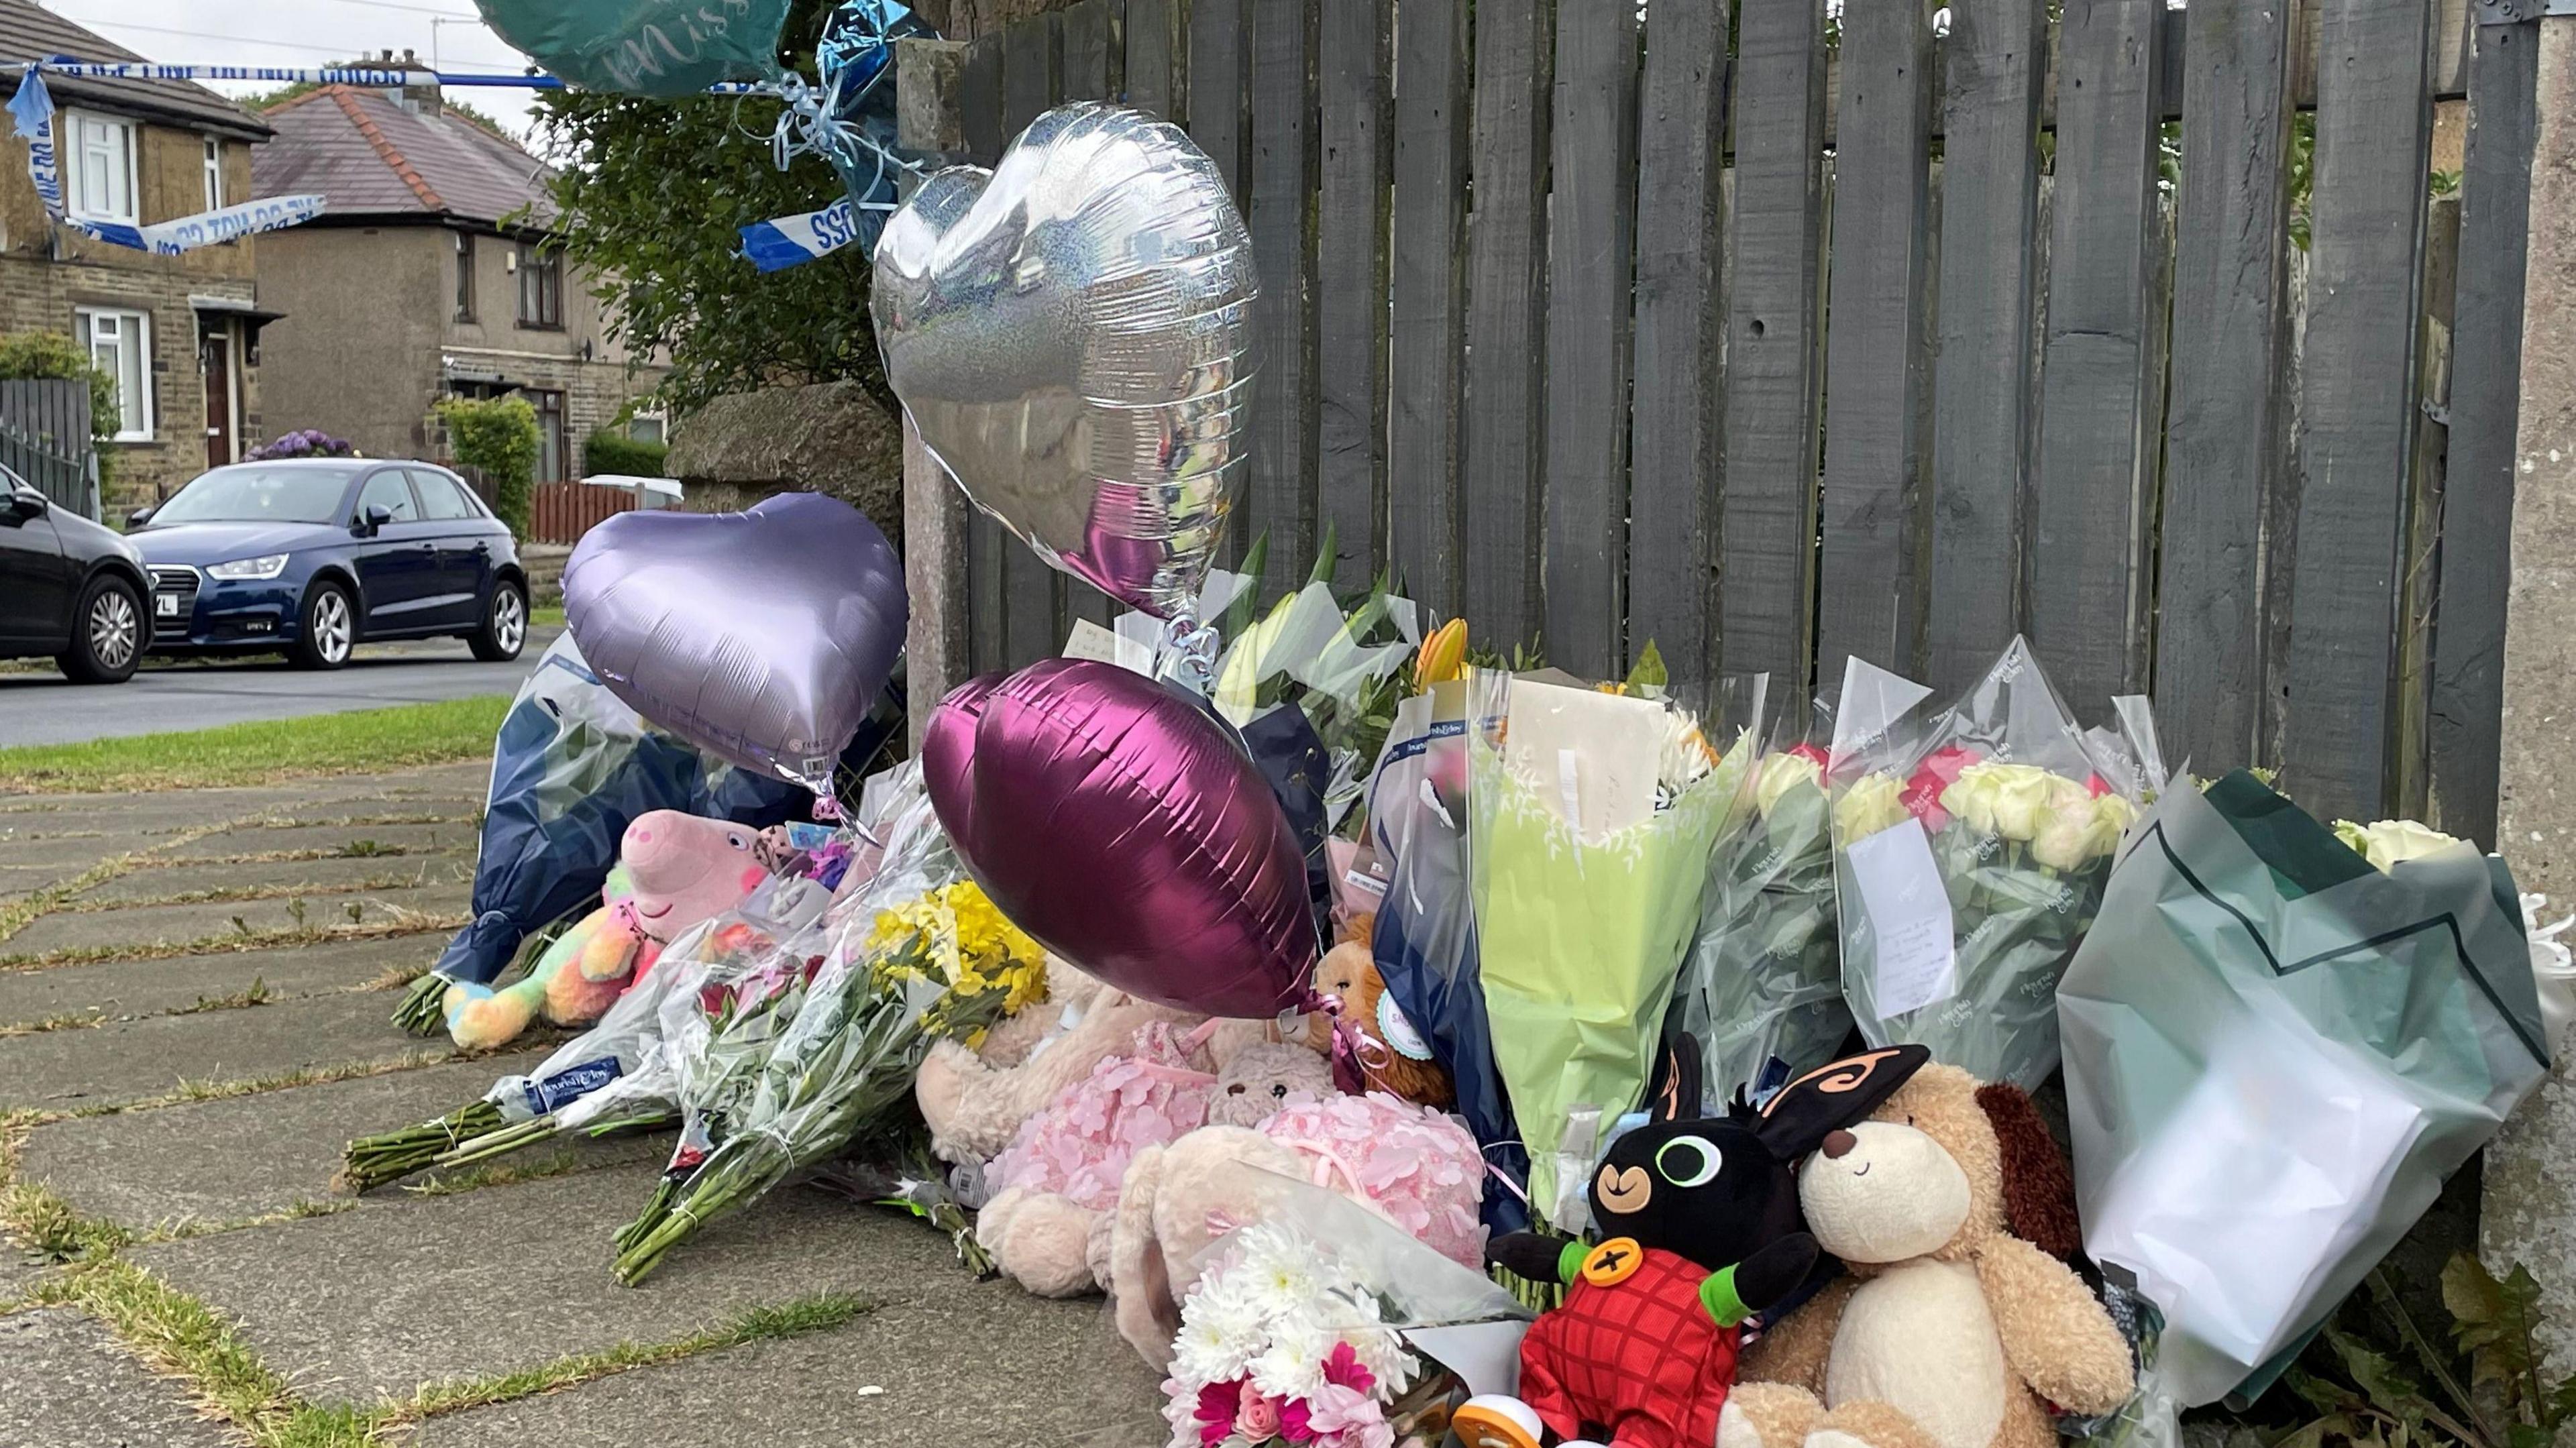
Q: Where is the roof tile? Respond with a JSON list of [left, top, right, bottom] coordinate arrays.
[[252, 86, 555, 227]]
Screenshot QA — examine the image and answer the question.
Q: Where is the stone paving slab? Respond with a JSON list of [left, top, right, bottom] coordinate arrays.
[[16, 1047, 578, 1229], [71, 852, 474, 907], [135, 1169, 975, 1406], [0, 1308, 238, 1448], [2, 883, 469, 959], [164, 820, 472, 863], [0, 935, 439, 1028], [411, 1280, 1167, 1448], [0, 831, 160, 871], [0, 991, 453, 1111]]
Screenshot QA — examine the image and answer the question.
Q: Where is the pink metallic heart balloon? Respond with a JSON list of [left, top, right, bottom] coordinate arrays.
[[926, 659, 1316, 1017], [921, 671, 1002, 875]]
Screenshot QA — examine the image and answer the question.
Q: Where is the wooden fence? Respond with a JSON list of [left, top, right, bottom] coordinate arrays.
[[898, 0, 2539, 842], [0, 380, 97, 520], [529, 480, 635, 546]]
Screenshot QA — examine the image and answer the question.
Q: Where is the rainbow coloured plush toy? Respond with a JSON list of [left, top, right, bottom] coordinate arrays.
[[444, 811, 775, 1051]]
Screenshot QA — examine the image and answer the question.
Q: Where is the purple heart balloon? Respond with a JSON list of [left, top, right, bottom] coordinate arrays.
[[563, 493, 906, 791], [928, 659, 1316, 1017]]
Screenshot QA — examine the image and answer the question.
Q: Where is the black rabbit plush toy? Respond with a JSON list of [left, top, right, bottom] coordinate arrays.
[[1452, 1036, 1933, 1448]]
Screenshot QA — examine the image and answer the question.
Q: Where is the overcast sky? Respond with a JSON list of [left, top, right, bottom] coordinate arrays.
[[43, 0, 549, 142]]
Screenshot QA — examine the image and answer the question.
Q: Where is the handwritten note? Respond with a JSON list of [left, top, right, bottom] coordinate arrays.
[[1063, 619, 1151, 674], [1847, 818, 1957, 1018]]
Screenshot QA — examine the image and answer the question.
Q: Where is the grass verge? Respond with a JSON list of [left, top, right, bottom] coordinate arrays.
[[0, 696, 509, 795]]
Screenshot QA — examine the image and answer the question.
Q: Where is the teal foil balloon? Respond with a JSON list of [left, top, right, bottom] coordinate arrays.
[[474, 0, 792, 96]]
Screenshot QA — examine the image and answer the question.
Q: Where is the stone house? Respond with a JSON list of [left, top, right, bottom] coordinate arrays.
[[0, 1, 276, 510], [250, 69, 662, 484]]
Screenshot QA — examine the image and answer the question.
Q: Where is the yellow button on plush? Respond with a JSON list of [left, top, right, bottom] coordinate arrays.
[[1580, 1237, 1646, 1288]]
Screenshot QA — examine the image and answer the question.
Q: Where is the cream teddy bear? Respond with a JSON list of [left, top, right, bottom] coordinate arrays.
[[912, 955, 1201, 1167], [1721, 1063, 2133, 1448]]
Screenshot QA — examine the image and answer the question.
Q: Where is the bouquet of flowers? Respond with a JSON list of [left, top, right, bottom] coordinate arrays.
[[1161, 1222, 1422, 1448], [1671, 711, 1849, 1108], [2060, 773, 2547, 1420], [1468, 661, 1762, 1227], [1827, 640, 2151, 1089], [1205, 532, 1417, 837], [337, 905, 810, 1192], [611, 873, 1047, 1282]]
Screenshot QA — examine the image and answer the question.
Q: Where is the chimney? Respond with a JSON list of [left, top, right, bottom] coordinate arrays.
[[386, 48, 441, 115]]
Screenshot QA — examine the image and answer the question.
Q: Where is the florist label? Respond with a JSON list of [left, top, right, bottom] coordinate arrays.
[[524, 1057, 623, 1117], [1848, 819, 1957, 1018]]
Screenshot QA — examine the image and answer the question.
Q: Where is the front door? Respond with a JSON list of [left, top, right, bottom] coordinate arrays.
[[201, 327, 235, 470]]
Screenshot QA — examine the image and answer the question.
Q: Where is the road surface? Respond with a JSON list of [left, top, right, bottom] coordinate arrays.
[[0, 628, 559, 748]]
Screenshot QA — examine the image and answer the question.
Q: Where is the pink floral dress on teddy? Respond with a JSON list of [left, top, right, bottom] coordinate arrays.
[[986, 1021, 1222, 1212], [1258, 1091, 1489, 1268]]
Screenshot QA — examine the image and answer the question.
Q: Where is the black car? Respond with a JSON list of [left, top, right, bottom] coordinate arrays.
[[127, 459, 528, 669], [0, 468, 151, 684]]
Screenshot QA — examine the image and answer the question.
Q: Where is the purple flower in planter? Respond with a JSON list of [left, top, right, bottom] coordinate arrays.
[[248, 429, 356, 461]]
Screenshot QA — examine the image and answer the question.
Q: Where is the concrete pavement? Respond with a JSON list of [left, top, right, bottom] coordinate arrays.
[[0, 626, 561, 747], [0, 761, 1167, 1445]]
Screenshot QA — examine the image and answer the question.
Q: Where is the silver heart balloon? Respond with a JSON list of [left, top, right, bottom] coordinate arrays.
[[871, 102, 1258, 622]]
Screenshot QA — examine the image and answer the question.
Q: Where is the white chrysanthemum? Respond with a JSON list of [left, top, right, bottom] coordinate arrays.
[[1169, 1307, 1258, 1388], [1345, 1322, 1417, 1395], [1246, 1318, 1336, 1400]]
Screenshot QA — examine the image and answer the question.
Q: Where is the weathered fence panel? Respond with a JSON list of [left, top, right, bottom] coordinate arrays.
[[902, 0, 2528, 832], [1626, 0, 1731, 687], [2029, 0, 2169, 706], [1817, 0, 1935, 677], [1925, 0, 2048, 695], [2284, 0, 2437, 821], [1715, 0, 1827, 690], [2432, 16, 2542, 849], [2157, 0, 2298, 779]]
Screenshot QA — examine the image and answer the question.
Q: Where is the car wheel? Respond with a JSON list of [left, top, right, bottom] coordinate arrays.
[[55, 574, 144, 684], [470, 579, 527, 662], [290, 580, 356, 670]]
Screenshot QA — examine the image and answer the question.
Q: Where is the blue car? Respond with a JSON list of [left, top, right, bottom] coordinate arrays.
[[127, 459, 528, 670]]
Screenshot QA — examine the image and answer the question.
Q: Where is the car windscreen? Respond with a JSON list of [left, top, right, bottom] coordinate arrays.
[[151, 467, 354, 525]]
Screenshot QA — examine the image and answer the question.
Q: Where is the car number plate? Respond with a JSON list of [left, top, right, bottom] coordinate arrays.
[[155, 595, 178, 618]]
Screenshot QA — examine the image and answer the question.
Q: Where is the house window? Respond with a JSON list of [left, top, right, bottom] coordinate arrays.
[[515, 242, 561, 329], [201, 137, 225, 211], [74, 308, 152, 441], [454, 232, 476, 321], [63, 111, 138, 225], [529, 388, 566, 482]]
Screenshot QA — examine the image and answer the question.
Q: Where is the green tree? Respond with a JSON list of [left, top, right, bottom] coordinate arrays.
[[437, 395, 539, 538], [530, 0, 893, 418]]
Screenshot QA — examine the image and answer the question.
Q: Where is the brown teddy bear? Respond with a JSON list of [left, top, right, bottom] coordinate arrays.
[[1302, 932, 1454, 1108], [1719, 1063, 2133, 1448]]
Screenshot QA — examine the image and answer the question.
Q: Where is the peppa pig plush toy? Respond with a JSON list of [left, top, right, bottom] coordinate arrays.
[[443, 812, 774, 1051]]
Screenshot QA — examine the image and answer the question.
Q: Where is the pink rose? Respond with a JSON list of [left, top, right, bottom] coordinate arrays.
[[1236, 1391, 1283, 1441]]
